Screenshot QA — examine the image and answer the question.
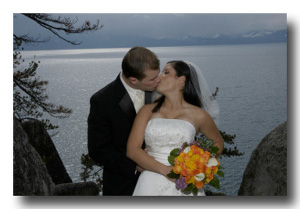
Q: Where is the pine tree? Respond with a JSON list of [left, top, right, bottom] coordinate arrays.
[[13, 13, 101, 130]]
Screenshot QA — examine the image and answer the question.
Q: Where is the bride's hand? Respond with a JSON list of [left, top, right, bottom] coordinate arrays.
[[163, 166, 176, 183], [136, 165, 145, 173]]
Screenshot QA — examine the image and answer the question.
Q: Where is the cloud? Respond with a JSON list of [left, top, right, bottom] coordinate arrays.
[[14, 13, 286, 38], [13, 13, 286, 49], [96, 13, 286, 39]]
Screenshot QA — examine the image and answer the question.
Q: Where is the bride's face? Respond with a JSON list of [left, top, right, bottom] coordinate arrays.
[[157, 64, 184, 94]]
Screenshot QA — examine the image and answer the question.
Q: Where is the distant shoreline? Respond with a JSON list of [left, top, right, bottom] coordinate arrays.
[[17, 41, 287, 52]]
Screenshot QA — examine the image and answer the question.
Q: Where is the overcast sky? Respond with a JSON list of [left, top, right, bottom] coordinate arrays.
[[96, 13, 287, 38], [14, 13, 287, 44]]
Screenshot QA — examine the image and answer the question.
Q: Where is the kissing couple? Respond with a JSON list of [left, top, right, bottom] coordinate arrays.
[[88, 46, 224, 196]]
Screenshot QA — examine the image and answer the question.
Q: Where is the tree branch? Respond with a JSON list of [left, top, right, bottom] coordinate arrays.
[[21, 13, 101, 45]]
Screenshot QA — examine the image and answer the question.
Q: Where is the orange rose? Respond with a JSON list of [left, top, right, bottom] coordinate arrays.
[[182, 153, 189, 161], [196, 180, 204, 189], [182, 168, 189, 176], [205, 173, 214, 183], [211, 166, 218, 175], [199, 154, 209, 164], [190, 145, 200, 154]]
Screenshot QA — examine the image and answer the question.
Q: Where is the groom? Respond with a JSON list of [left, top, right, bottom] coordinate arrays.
[[88, 47, 161, 195]]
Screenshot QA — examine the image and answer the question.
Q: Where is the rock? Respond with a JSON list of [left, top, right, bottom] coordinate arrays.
[[22, 119, 72, 185], [14, 117, 100, 196], [238, 121, 287, 196], [53, 182, 99, 196], [13, 117, 56, 195]]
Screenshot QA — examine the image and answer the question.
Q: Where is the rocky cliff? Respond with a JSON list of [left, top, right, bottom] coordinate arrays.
[[238, 121, 287, 196], [22, 119, 72, 185], [13, 117, 99, 196], [13, 117, 56, 195]]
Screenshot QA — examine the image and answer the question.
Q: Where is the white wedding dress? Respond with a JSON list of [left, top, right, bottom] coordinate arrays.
[[133, 118, 206, 196]]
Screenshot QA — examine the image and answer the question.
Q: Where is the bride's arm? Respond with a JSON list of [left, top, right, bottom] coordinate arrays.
[[127, 105, 171, 177], [197, 109, 224, 157]]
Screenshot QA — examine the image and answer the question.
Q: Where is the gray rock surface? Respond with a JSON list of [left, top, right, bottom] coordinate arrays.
[[22, 119, 72, 184], [13, 117, 55, 195], [14, 117, 100, 196], [238, 121, 287, 196], [53, 182, 99, 196]]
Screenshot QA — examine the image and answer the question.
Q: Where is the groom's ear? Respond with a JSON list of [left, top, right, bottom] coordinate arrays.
[[129, 77, 138, 85]]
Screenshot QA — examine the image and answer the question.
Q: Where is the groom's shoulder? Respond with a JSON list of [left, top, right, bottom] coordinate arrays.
[[90, 79, 121, 104], [93, 81, 114, 96], [92, 77, 121, 97]]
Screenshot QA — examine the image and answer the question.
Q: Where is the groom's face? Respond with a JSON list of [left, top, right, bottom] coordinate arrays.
[[136, 69, 161, 92]]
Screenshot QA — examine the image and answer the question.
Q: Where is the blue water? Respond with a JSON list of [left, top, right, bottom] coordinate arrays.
[[20, 43, 287, 196]]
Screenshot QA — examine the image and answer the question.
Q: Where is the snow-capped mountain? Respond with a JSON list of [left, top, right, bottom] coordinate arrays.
[[241, 30, 275, 38], [169, 29, 287, 46], [137, 29, 287, 47], [21, 29, 287, 50], [240, 30, 286, 39]]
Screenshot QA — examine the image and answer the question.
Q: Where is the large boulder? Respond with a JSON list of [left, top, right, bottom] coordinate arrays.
[[53, 182, 99, 196], [13, 117, 55, 195], [238, 121, 287, 196], [14, 117, 100, 196], [22, 119, 72, 184]]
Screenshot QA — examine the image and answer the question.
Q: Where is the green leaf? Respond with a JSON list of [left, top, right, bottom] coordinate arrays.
[[192, 187, 198, 196], [170, 148, 180, 156], [209, 178, 220, 189], [168, 155, 176, 166], [210, 146, 219, 155], [217, 170, 224, 177], [167, 170, 180, 179], [184, 184, 194, 192], [218, 165, 225, 170]]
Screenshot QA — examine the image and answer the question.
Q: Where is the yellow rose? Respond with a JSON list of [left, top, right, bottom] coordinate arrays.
[[205, 167, 211, 175]]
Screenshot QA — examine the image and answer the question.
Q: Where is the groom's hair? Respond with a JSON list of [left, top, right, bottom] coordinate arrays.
[[122, 46, 160, 80]]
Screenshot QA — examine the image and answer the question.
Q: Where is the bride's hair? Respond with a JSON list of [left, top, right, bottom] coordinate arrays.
[[152, 60, 202, 113]]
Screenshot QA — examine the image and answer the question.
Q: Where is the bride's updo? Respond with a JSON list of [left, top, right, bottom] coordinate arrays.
[[152, 60, 203, 113]]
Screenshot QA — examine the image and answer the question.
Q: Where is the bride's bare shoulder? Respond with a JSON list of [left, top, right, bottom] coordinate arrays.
[[187, 104, 211, 121], [136, 103, 157, 117], [140, 103, 157, 111], [132, 104, 157, 127]]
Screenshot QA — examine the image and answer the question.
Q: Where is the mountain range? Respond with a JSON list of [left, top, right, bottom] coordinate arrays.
[[21, 29, 287, 50]]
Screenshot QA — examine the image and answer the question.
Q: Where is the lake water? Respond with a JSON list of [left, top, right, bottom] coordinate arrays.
[[20, 43, 287, 196]]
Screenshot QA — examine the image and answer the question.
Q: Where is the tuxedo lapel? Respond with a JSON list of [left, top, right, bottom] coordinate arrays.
[[116, 75, 153, 122], [119, 92, 136, 123], [114, 75, 136, 123]]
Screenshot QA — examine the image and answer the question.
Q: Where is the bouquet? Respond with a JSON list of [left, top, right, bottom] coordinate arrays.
[[167, 135, 224, 195]]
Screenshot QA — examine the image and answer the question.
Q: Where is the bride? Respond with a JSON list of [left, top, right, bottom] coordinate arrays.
[[127, 60, 224, 196]]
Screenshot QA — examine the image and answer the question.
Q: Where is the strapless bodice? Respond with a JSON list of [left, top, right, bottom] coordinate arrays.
[[145, 118, 196, 165], [133, 118, 205, 196]]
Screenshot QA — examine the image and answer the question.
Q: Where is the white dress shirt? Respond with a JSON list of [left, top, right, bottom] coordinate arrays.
[[120, 73, 145, 113]]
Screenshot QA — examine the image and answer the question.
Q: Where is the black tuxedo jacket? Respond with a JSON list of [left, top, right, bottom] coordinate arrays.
[[88, 74, 152, 196]]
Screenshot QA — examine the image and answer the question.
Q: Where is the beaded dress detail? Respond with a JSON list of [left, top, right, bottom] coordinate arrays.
[[133, 118, 205, 196]]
